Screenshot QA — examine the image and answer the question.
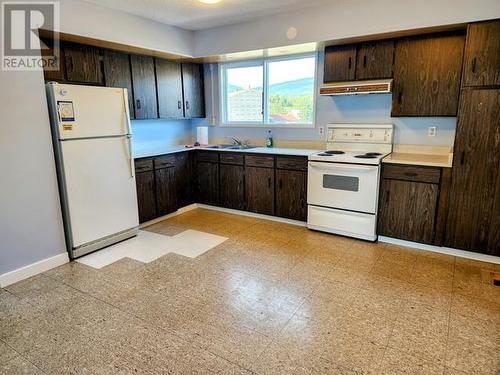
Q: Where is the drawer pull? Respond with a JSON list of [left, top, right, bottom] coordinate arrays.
[[268, 177, 271, 188]]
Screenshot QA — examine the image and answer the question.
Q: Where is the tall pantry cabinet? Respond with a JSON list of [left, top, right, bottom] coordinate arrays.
[[445, 20, 500, 256]]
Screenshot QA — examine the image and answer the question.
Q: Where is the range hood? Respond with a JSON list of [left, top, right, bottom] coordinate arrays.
[[319, 79, 392, 96]]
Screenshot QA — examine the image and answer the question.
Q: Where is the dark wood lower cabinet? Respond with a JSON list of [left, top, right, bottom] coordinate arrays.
[[175, 153, 194, 208], [155, 166, 177, 216], [197, 161, 219, 206], [245, 166, 274, 216], [378, 178, 439, 244], [276, 169, 307, 221], [135, 170, 156, 223], [219, 164, 245, 210]]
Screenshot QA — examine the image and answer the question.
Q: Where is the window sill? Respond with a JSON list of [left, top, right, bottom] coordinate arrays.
[[220, 123, 315, 129]]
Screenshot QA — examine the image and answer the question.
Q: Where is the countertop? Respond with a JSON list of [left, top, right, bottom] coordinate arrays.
[[382, 145, 453, 168], [133, 144, 320, 159]]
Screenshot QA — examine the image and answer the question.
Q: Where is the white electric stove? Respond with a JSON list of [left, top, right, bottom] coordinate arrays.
[[307, 124, 393, 241]]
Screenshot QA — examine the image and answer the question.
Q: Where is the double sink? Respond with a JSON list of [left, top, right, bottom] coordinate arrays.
[[205, 144, 255, 150]]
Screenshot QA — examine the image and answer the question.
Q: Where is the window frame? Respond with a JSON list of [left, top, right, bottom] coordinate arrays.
[[219, 52, 317, 128]]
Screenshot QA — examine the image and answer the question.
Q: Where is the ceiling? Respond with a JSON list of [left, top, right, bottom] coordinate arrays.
[[80, 0, 330, 31]]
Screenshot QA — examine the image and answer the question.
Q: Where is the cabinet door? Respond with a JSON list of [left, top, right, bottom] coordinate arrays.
[[462, 20, 500, 87], [219, 164, 245, 211], [63, 43, 102, 84], [197, 161, 219, 205], [323, 44, 357, 82], [155, 167, 177, 216], [103, 50, 134, 119], [392, 33, 465, 116], [135, 171, 156, 223], [355, 40, 394, 80], [245, 166, 274, 216], [156, 59, 184, 119], [175, 152, 195, 208], [378, 179, 439, 244], [182, 63, 205, 118], [276, 169, 307, 221], [445, 89, 500, 255], [41, 38, 65, 81], [130, 55, 158, 119]]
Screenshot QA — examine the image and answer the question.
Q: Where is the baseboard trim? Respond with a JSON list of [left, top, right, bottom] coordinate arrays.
[[197, 204, 307, 227], [379, 236, 500, 264], [0, 252, 69, 288], [139, 204, 198, 228]]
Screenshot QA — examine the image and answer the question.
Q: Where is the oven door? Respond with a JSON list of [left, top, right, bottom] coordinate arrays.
[[307, 161, 380, 214]]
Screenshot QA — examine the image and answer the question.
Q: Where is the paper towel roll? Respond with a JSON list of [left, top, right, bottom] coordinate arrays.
[[197, 126, 208, 145]]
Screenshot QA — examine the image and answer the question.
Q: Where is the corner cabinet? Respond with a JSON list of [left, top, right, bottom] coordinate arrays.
[[196, 152, 219, 206], [182, 63, 205, 118], [391, 32, 465, 116]]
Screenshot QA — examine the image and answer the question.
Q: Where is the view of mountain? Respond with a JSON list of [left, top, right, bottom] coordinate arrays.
[[228, 78, 314, 96]]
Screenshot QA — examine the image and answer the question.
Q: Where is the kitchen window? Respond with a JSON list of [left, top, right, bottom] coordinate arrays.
[[220, 54, 317, 127]]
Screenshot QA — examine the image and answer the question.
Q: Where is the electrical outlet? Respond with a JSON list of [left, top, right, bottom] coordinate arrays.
[[208, 116, 216, 126], [318, 126, 324, 136], [428, 126, 437, 137]]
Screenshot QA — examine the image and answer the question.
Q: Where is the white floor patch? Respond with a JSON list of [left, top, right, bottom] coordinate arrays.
[[76, 229, 227, 269]]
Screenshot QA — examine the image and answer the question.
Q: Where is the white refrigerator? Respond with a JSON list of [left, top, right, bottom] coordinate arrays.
[[46, 83, 139, 259]]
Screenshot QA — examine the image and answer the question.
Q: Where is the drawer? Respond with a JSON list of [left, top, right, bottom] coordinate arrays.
[[197, 151, 219, 163], [383, 164, 441, 184], [134, 158, 153, 173], [245, 154, 275, 168], [154, 155, 176, 169], [219, 152, 244, 165], [276, 156, 308, 171]]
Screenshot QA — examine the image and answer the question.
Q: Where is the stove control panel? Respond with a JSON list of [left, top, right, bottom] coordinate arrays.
[[327, 125, 393, 144]]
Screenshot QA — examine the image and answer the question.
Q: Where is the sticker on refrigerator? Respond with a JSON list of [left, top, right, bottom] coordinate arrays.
[[57, 101, 75, 122]]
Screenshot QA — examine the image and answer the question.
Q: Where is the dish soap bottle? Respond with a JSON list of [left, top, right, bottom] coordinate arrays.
[[266, 129, 273, 148]]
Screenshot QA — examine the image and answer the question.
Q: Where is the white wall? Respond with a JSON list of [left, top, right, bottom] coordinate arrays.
[[193, 53, 457, 147], [194, 0, 500, 56], [60, 0, 194, 56], [0, 69, 66, 274]]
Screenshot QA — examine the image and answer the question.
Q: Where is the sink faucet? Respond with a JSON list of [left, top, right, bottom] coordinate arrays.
[[228, 137, 250, 147]]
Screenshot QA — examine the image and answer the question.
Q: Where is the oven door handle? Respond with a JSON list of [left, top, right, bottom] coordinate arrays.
[[308, 161, 378, 173]]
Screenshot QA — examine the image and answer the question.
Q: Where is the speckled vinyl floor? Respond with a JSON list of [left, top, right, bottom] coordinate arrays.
[[1, 208, 499, 374]]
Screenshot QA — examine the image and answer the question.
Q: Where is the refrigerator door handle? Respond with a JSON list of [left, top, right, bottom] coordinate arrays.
[[126, 135, 134, 179], [123, 89, 133, 136]]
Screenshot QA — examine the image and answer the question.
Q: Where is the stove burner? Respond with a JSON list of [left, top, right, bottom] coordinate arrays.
[[365, 152, 382, 156], [324, 150, 345, 155], [318, 153, 334, 156], [355, 154, 378, 159]]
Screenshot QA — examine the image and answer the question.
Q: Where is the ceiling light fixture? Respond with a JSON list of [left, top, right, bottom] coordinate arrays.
[[198, 0, 222, 4]]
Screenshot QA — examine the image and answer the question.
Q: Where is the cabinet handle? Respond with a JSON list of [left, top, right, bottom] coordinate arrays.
[[471, 57, 477, 73], [178, 100, 182, 109], [363, 55, 367, 68], [268, 177, 271, 188], [186, 101, 189, 110], [398, 90, 403, 105], [136, 99, 141, 109], [386, 190, 390, 203], [460, 151, 466, 165], [348, 57, 352, 70]]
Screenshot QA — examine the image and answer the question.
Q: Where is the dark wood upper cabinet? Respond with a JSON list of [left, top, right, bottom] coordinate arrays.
[[445, 89, 500, 255], [130, 55, 158, 119], [324, 44, 357, 82], [182, 63, 205, 118], [378, 176, 439, 244], [219, 163, 246, 211], [276, 169, 307, 221], [462, 20, 500, 87], [103, 50, 134, 119], [245, 166, 274, 216], [41, 38, 65, 81], [63, 43, 102, 84], [155, 59, 184, 119], [355, 40, 394, 80], [391, 33, 465, 117]]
